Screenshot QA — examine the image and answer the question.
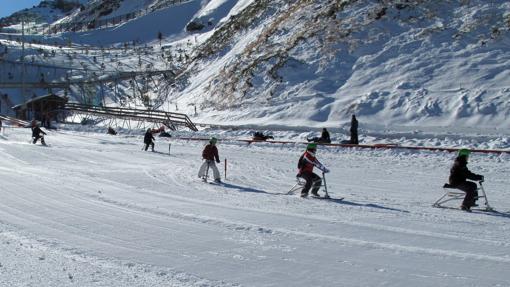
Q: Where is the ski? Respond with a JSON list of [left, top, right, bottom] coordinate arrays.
[[432, 205, 495, 213], [200, 178, 224, 185], [303, 195, 344, 201]]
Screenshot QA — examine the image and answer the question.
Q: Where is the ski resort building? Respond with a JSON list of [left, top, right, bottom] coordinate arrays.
[[12, 94, 67, 123]]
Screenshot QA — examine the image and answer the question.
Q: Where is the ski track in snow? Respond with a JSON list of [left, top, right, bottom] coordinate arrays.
[[0, 128, 510, 286]]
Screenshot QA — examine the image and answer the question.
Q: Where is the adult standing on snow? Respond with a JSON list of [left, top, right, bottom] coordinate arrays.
[[198, 137, 221, 183], [31, 120, 46, 145], [298, 143, 329, 197], [350, 114, 358, 144], [448, 149, 484, 211], [143, 128, 155, 151]]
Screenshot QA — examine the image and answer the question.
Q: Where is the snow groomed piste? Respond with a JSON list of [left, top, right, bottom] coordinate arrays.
[[1, 126, 509, 286]]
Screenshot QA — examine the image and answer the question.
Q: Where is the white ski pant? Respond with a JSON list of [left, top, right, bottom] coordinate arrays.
[[198, 160, 220, 180]]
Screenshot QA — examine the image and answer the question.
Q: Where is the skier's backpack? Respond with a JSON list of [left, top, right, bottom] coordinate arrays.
[[297, 153, 305, 169]]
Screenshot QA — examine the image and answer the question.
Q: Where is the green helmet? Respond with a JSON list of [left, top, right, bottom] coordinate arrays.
[[210, 137, 218, 144], [458, 148, 471, 157], [307, 143, 317, 150]]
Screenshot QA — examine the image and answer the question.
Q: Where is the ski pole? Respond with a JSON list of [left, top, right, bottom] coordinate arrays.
[[322, 171, 330, 199], [168, 143, 171, 155], [224, 158, 227, 180]]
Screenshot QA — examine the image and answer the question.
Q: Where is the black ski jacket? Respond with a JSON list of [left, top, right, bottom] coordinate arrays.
[[31, 126, 46, 137], [449, 156, 483, 186], [350, 117, 358, 133], [144, 131, 155, 144]]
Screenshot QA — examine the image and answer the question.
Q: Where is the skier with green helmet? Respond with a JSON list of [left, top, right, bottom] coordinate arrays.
[[198, 137, 221, 183], [297, 143, 330, 197], [448, 148, 484, 211]]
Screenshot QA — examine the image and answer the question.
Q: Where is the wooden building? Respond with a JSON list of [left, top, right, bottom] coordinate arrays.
[[12, 94, 67, 125]]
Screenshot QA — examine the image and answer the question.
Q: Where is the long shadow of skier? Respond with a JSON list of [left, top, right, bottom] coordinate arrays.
[[329, 198, 410, 213], [219, 183, 410, 213], [470, 209, 510, 219], [219, 182, 270, 194]]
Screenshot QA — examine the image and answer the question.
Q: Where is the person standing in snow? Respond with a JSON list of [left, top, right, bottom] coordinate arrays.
[[31, 120, 46, 145], [448, 149, 484, 211], [350, 114, 358, 144], [143, 128, 155, 151], [198, 137, 221, 183], [298, 143, 329, 197]]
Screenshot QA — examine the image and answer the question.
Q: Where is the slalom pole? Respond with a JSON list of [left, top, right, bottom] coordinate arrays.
[[225, 158, 227, 180], [322, 171, 330, 199]]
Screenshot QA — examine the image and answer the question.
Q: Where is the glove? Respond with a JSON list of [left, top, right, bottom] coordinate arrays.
[[216, 160, 220, 163], [323, 168, 330, 173], [479, 175, 484, 182]]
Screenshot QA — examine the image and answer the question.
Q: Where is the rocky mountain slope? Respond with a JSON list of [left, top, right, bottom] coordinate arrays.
[[174, 0, 510, 128]]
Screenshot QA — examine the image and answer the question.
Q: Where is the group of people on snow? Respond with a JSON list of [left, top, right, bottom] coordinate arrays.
[[296, 140, 484, 208], [308, 114, 358, 145], [142, 111, 483, 209], [23, 112, 484, 211]]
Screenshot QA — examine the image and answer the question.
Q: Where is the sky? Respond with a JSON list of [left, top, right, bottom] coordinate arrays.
[[0, 0, 41, 18]]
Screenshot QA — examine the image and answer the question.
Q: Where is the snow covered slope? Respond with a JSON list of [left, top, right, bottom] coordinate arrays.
[[0, 126, 509, 286], [174, 0, 510, 129]]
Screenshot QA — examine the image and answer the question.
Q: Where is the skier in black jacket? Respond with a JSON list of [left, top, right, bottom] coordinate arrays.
[[449, 149, 484, 211], [31, 120, 47, 145], [143, 128, 155, 151]]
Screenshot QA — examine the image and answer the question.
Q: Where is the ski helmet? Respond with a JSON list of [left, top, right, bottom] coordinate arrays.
[[458, 148, 471, 157], [210, 137, 218, 144], [307, 143, 317, 150]]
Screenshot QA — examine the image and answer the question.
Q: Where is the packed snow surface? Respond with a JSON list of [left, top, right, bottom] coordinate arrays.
[[0, 126, 509, 286]]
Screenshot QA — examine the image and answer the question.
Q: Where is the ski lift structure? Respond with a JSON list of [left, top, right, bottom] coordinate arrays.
[[59, 102, 197, 131]]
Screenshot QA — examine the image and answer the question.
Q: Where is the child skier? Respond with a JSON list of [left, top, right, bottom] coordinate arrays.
[[298, 143, 329, 197], [198, 137, 221, 183], [31, 120, 47, 145], [143, 128, 155, 151], [448, 149, 484, 211]]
